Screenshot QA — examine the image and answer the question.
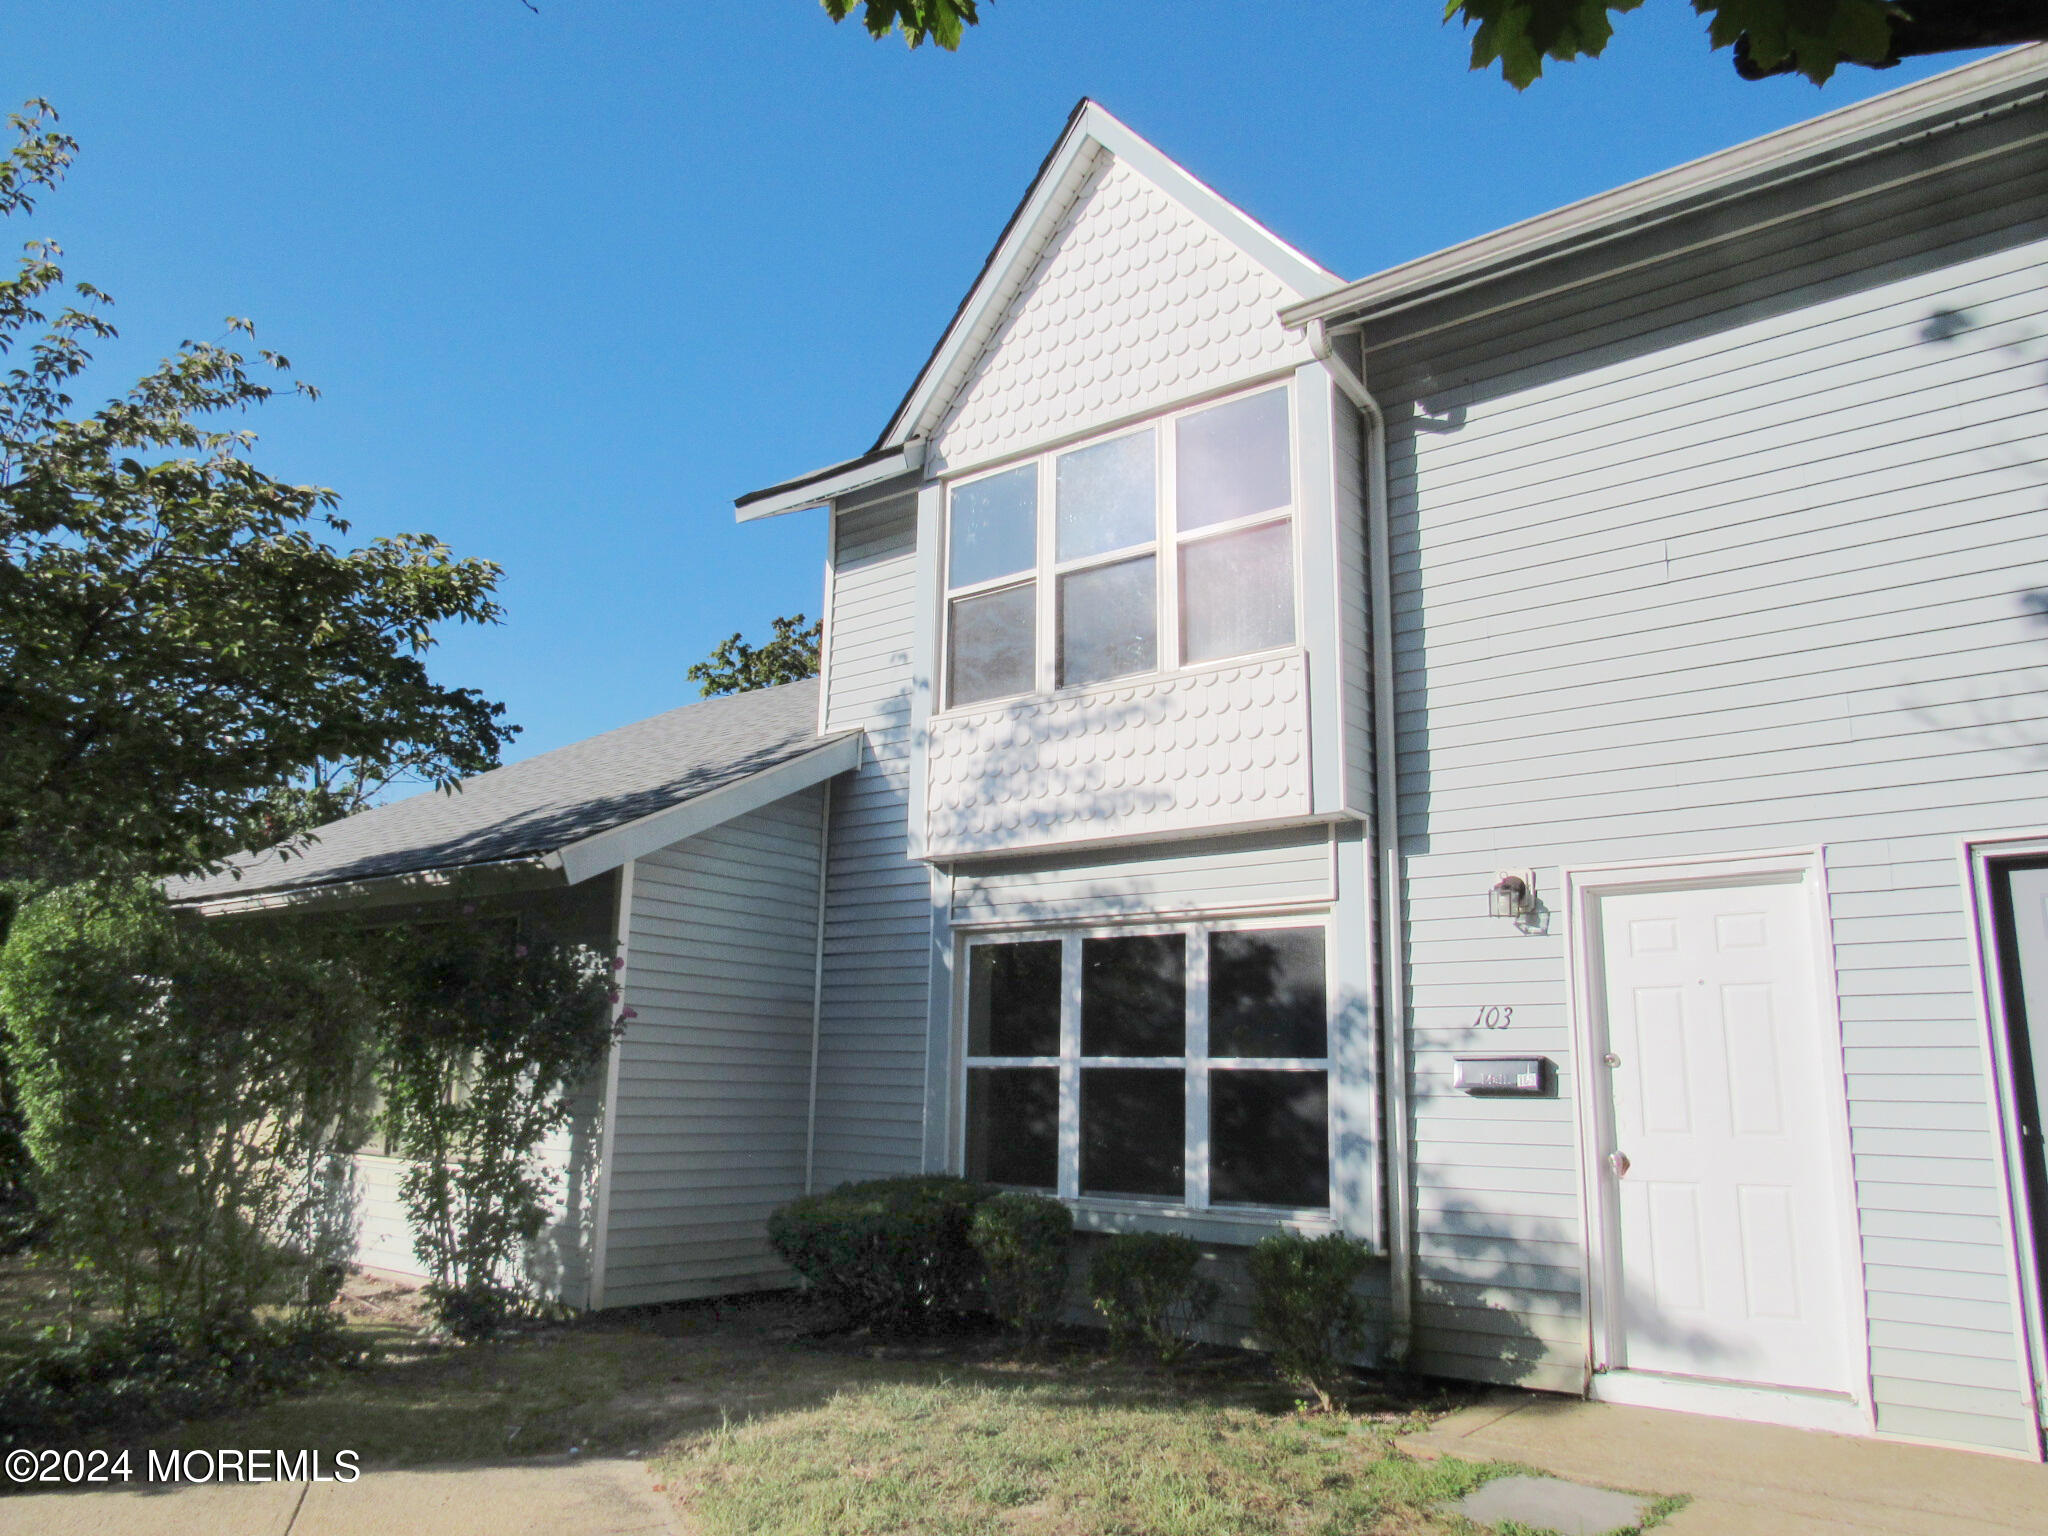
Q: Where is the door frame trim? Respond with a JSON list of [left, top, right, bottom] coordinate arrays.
[[1560, 846, 1874, 1432], [1960, 828, 2048, 1453]]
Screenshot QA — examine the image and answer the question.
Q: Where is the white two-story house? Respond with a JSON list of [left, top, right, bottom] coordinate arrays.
[[734, 50, 2048, 1459], [183, 47, 2048, 1461]]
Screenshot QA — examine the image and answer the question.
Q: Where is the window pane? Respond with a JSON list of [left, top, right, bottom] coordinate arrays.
[[1057, 428, 1155, 562], [948, 464, 1037, 589], [948, 584, 1035, 707], [1080, 934, 1185, 1056], [1181, 520, 1294, 664], [1210, 1070, 1329, 1208], [1057, 555, 1156, 688], [1176, 388, 1290, 531], [966, 1068, 1058, 1190], [1080, 1067, 1183, 1199], [1210, 928, 1327, 1058], [968, 941, 1061, 1057]]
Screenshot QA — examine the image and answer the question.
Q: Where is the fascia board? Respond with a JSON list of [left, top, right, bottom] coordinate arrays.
[[877, 116, 1102, 451], [554, 733, 863, 886], [1079, 104, 1341, 302], [734, 441, 924, 522], [172, 854, 567, 918], [1282, 44, 2048, 332]]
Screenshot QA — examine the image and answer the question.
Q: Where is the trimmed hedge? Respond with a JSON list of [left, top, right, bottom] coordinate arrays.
[[767, 1175, 989, 1331], [1086, 1232, 1218, 1361], [969, 1191, 1072, 1340], [1248, 1231, 1376, 1410]]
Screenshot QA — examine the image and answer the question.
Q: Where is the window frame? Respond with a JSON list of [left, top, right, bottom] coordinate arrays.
[[955, 914, 1336, 1222], [938, 378, 1302, 714]]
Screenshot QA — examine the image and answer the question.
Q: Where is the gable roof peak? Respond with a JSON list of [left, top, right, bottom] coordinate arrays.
[[872, 100, 1341, 455]]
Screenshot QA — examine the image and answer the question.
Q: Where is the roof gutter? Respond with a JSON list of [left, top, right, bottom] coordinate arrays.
[[1298, 315, 1414, 1367], [1281, 45, 2048, 335]]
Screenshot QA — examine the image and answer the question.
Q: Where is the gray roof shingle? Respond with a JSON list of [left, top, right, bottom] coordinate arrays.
[[171, 679, 840, 904]]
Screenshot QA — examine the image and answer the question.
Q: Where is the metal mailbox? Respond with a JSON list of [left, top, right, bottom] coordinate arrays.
[[1452, 1056, 1550, 1095]]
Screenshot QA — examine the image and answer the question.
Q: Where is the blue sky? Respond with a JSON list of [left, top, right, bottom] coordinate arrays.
[[7, 3, 1994, 763]]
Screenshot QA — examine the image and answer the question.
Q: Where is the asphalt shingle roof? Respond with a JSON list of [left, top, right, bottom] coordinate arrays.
[[171, 679, 839, 904]]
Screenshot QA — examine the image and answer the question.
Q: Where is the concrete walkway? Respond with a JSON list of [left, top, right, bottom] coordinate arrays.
[[0, 1454, 681, 1536], [1405, 1391, 2048, 1534]]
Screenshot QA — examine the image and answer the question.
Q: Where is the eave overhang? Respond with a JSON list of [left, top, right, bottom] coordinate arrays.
[[734, 441, 926, 523], [174, 733, 864, 918], [1280, 44, 2048, 336]]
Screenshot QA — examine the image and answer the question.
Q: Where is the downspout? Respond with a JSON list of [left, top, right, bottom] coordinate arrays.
[[1304, 316, 1414, 1367], [803, 778, 834, 1194]]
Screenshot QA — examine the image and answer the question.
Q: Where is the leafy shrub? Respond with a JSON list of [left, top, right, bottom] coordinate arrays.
[[352, 907, 619, 1339], [1248, 1231, 1376, 1410], [768, 1175, 990, 1332], [0, 1313, 368, 1449], [1086, 1233, 1218, 1361], [969, 1191, 1072, 1340], [0, 880, 372, 1327]]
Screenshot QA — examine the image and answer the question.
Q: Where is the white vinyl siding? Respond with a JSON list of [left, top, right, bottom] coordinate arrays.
[[950, 826, 1336, 928], [602, 788, 825, 1305], [816, 494, 932, 1184], [1376, 127, 2048, 1451], [348, 1122, 593, 1298]]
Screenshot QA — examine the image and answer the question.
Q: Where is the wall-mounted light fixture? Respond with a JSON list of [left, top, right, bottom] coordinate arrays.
[[1489, 869, 1536, 920]]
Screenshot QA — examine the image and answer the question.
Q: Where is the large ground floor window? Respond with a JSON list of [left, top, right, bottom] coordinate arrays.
[[961, 919, 1330, 1212]]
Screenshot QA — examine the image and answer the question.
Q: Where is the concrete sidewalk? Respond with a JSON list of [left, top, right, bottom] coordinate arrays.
[[1405, 1391, 2048, 1534], [0, 1454, 681, 1536]]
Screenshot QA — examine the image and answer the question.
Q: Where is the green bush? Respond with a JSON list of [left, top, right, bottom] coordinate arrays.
[[768, 1175, 989, 1332], [969, 1191, 1072, 1340], [1086, 1232, 1218, 1361], [1248, 1231, 1376, 1410], [351, 908, 618, 1340], [0, 1313, 368, 1449], [0, 880, 372, 1327]]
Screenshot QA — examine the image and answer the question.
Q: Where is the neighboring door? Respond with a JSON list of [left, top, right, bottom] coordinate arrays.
[[1989, 860, 2048, 1344], [1593, 874, 1849, 1394]]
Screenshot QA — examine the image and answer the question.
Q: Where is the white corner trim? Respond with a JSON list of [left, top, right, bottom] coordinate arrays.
[[554, 734, 863, 886], [586, 859, 635, 1311]]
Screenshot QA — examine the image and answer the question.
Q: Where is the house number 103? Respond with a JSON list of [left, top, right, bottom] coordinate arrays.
[[1473, 1006, 1513, 1029]]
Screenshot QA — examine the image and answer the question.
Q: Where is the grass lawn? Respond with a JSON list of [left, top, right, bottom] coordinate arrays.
[[0, 1253, 1681, 1534]]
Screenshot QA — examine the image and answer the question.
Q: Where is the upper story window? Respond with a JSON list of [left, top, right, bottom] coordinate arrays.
[[943, 384, 1297, 710]]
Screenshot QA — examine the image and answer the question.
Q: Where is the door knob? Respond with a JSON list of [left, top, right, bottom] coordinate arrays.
[[1608, 1151, 1631, 1178]]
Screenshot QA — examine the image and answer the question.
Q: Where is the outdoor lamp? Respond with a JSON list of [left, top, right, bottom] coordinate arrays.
[[1489, 871, 1534, 920]]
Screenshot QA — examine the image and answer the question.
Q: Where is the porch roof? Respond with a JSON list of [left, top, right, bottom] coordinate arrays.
[[170, 678, 858, 915]]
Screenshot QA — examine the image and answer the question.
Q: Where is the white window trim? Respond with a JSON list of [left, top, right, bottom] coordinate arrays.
[[938, 380, 1302, 715], [954, 915, 1337, 1227]]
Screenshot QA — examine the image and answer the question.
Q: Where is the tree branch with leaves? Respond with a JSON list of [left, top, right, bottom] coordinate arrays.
[[0, 101, 516, 888]]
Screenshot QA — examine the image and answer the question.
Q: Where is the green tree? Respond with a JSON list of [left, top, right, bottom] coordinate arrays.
[[819, 0, 2048, 85], [1451, 0, 2048, 88], [0, 102, 514, 888], [687, 613, 821, 697]]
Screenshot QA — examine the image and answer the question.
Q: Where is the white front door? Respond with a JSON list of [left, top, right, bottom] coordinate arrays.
[[1594, 875, 1849, 1394]]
